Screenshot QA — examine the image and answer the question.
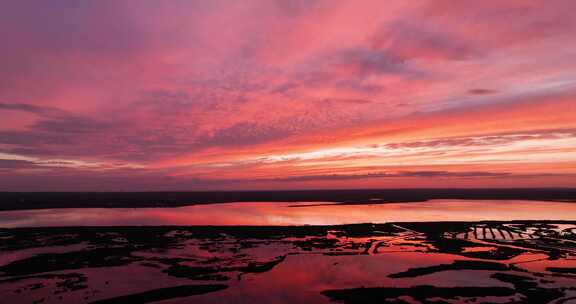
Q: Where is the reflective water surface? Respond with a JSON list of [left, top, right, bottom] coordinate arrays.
[[1, 200, 575, 303], [1, 199, 576, 227], [1, 222, 575, 303]]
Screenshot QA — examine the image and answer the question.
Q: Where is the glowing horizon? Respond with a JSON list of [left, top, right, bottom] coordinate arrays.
[[0, 0, 575, 190]]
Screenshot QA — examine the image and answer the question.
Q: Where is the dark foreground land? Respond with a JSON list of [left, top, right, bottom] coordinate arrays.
[[1, 221, 575, 303], [1, 188, 576, 211]]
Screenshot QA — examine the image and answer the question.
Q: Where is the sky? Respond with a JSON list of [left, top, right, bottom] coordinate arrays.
[[0, 0, 575, 191]]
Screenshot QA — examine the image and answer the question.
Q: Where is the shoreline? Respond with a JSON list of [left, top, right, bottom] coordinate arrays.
[[1, 188, 576, 211]]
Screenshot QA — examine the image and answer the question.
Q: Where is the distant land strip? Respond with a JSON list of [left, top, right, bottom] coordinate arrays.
[[0, 188, 575, 211]]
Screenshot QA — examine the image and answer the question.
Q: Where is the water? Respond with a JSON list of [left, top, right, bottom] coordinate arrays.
[[1, 199, 575, 227], [1, 200, 575, 303], [1, 221, 575, 303]]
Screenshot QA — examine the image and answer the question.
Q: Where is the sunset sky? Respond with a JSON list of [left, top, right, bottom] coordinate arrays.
[[0, 0, 575, 191]]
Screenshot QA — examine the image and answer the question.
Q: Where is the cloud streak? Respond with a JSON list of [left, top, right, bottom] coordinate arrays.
[[0, 0, 575, 190]]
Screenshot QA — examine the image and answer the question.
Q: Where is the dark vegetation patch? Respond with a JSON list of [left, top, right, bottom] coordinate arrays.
[[388, 260, 508, 278], [546, 267, 576, 274], [89, 284, 228, 304], [321, 285, 516, 303], [492, 272, 566, 303]]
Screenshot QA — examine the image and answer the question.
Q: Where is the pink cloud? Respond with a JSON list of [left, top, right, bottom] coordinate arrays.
[[0, 0, 575, 190]]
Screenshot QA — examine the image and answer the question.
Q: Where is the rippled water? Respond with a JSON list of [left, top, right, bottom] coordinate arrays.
[[1, 199, 575, 227]]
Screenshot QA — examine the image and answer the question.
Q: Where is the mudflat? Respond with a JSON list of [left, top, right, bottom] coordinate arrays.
[[1, 221, 575, 303]]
